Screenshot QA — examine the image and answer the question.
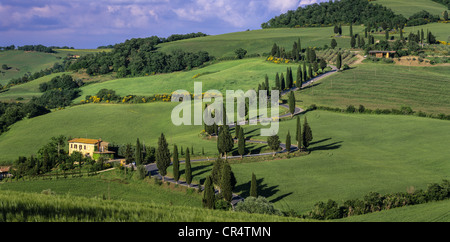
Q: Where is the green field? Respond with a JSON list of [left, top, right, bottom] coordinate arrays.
[[404, 22, 450, 42], [375, 0, 448, 18], [3, 108, 450, 219], [73, 58, 302, 103], [0, 101, 273, 163], [0, 169, 203, 208], [158, 26, 364, 58], [165, 110, 450, 213], [0, 72, 71, 102], [292, 63, 450, 115], [0, 190, 304, 222], [0, 51, 63, 85]]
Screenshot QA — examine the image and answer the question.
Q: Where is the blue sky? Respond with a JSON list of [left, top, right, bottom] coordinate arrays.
[[0, 0, 326, 49]]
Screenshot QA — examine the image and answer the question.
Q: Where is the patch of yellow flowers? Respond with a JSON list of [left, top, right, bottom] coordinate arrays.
[[267, 56, 290, 64]]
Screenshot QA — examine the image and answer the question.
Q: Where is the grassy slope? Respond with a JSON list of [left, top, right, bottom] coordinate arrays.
[[292, 63, 450, 114], [0, 169, 203, 208], [0, 101, 272, 163], [0, 72, 70, 102], [404, 22, 450, 41], [157, 26, 363, 58], [0, 102, 212, 162], [4, 110, 450, 220], [375, 0, 447, 17], [74, 58, 302, 102], [0, 51, 62, 85], [166, 110, 450, 214], [0, 190, 304, 222]]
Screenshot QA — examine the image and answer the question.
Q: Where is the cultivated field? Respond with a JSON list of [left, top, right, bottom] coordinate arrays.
[[150, 110, 450, 213], [73, 58, 303, 102], [157, 26, 365, 58], [292, 63, 450, 115], [375, 0, 448, 18]]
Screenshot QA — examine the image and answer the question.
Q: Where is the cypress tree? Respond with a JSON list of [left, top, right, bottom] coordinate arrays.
[[271, 43, 278, 56], [292, 42, 299, 61], [265, 74, 270, 93], [156, 133, 171, 181], [235, 124, 241, 139], [286, 131, 292, 153], [185, 147, 192, 187], [302, 117, 313, 150], [303, 62, 307, 81], [250, 173, 258, 198], [268, 134, 281, 156], [336, 52, 342, 70], [280, 73, 285, 90], [296, 65, 303, 88], [320, 59, 327, 71], [289, 67, 294, 88], [221, 161, 233, 202], [173, 144, 180, 183], [238, 127, 245, 158], [135, 138, 142, 165], [289, 91, 296, 117], [217, 125, 234, 158], [286, 67, 291, 89], [351, 35, 356, 48], [331, 38, 337, 49], [275, 73, 280, 91], [202, 175, 215, 209], [212, 158, 225, 191], [296, 116, 302, 150], [308, 64, 313, 79]]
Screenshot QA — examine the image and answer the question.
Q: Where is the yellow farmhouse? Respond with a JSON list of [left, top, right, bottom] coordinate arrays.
[[68, 138, 115, 160]]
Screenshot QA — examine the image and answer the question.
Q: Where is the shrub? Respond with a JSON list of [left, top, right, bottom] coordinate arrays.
[[234, 196, 283, 216], [346, 105, 356, 113], [308, 199, 343, 220], [137, 165, 147, 180]]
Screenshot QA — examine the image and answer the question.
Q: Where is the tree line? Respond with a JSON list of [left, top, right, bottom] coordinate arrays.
[[68, 37, 213, 77], [97, 32, 208, 49], [307, 180, 450, 220]]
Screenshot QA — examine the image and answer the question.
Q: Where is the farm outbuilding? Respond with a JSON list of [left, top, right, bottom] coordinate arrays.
[[368, 51, 396, 58]]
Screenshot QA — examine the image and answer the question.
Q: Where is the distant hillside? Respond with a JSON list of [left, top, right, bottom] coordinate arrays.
[[261, 0, 402, 28], [375, 0, 448, 18], [261, 0, 445, 29]]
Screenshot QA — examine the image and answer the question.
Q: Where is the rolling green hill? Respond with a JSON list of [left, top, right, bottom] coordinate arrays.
[[0, 190, 304, 222], [0, 51, 62, 85], [375, 0, 448, 18], [4, 104, 449, 215], [73, 58, 303, 103], [0, 72, 71, 102], [292, 63, 450, 115], [165, 110, 450, 213], [157, 26, 363, 58]]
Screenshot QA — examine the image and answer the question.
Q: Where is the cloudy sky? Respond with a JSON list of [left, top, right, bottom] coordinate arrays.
[[0, 0, 326, 49]]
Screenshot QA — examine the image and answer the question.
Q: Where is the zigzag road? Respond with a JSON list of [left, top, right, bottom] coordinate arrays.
[[144, 65, 338, 206]]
